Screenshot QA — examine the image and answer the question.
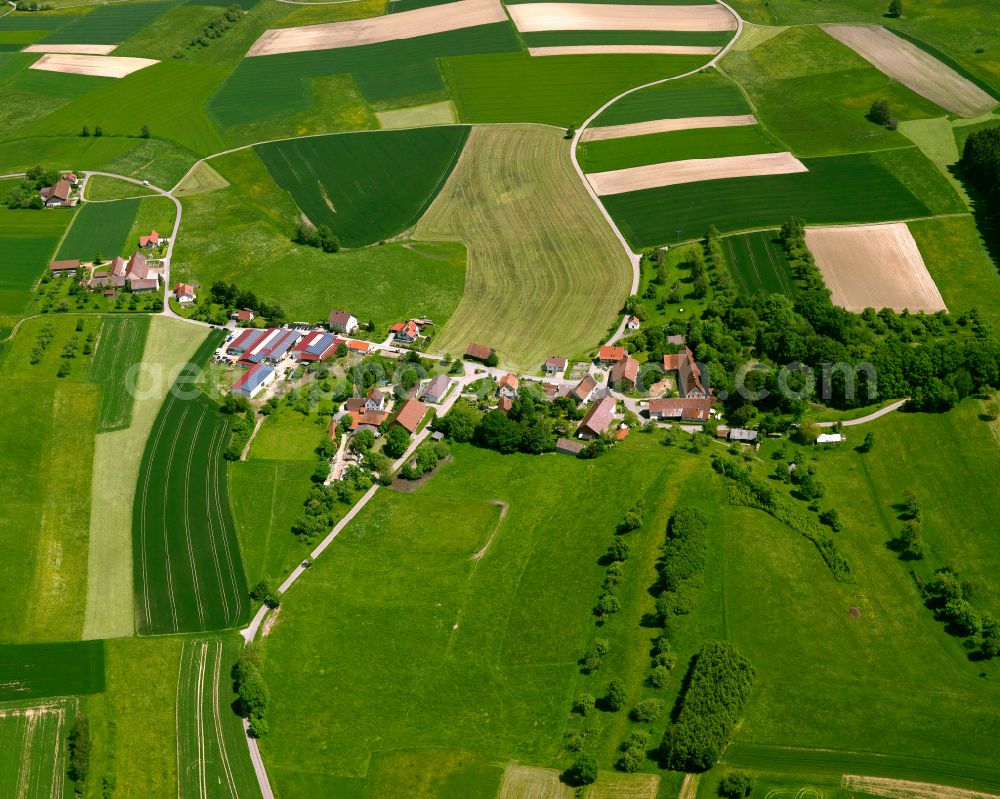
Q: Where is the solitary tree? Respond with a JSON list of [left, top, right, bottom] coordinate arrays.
[[604, 678, 627, 711], [859, 431, 876, 452], [563, 754, 598, 787], [249, 579, 280, 608], [719, 772, 755, 799], [94, 125, 103, 137], [888, 0, 902, 17], [80, 125, 90, 137], [140, 124, 150, 138], [867, 99, 897, 129]]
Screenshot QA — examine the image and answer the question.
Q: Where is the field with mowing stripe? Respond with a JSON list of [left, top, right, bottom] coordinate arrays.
[[521, 29, 732, 48], [602, 151, 932, 248], [89, 315, 150, 433], [0, 200, 74, 319], [722, 230, 796, 296], [591, 69, 749, 125], [415, 124, 630, 370], [0, 641, 104, 700], [578, 125, 780, 172], [443, 51, 711, 126], [0, 699, 72, 799], [255, 126, 470, 247], [56, 197, 138, 262], [176, 637, 263, 799], [132, 333, 251, 636], [41, 1, 179, 44]]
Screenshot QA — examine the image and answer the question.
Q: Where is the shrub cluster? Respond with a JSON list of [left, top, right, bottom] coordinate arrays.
[[30, 322, 55, 365], [191, 280, 286, 326], [925, 568, 999, 658], [223, 408, 256, 461], [616, 730, 650, 773], [186, 5, 243, 49], [67, 713, 91, 787], [293, 223, 340, 253], [233, 645, 270, 737], [660, 640, 756, 771], [399, 440, 449, 479]]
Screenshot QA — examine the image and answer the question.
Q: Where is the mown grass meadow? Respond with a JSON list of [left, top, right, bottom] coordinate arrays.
[[591, 70, 750, 126], [89, 315, 151, 433], [57, 197, 139, 262], [722, 230, 797, 296]]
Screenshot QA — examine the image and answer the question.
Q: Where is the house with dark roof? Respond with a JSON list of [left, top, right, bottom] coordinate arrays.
[[327, 309, 358, 334], [393, 398, 428, 434], [40, 179, 72, 207], [292, 331, 338, 362], [577, 395, 616, 439], [129, 278, 159, 293], [48, 259, 79, 277], [556, 438, 584, 456], [228, 328, 301, 364], [609, 356, 639, 390], [365, 388, 389, 412], [465, 342, 493, 362], [421, 374, 451, 404], [231, 363, 275, 399], [663, 347, 707, 398], [544, 356, 568, 374], [647, 397, 713, 422], [597, 345, 626, 365]]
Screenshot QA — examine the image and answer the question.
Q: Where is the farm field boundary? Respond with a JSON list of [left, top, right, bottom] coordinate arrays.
[[89, 314, 150, 433], [0, 640, 104, 701], [722, 229, 796, 296], [0, 698, 72, 799], [56, 197, 138, 262]]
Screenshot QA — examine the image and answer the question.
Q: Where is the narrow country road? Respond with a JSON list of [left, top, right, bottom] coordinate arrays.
[[817, 398, 909, 428]]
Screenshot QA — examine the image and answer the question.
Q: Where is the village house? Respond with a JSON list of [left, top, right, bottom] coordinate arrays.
[[544, 356, 568, 375], [40, 179, 73, 207], [365, 388, 389, 412], [626, 315, 641, 330], [227, 328, 301, 365], [291, 331, 338, 362], [390, 320, 420, 343], [667, 334, 685, 346], [130, 278, 159, 293], [139, 230, 160, 249], [577, 395, 617, 439], [421, 374, 451, 404], [498, 373, 519, 400], [647, 397, 713, 423], [232, 308, 255, 324], [89, 270, 110, 288], [572, 374, 598, 404], [729, 428, 758, 444], [63, 172, 79, 186], [465, 342, 494, 362], [231, 363, 275, 399], [540, 382, 559, 401], [608, 355, 639, 390], [498, 396, 513, 413], [346, 407, 387, 433], [393, 397, 428, 434], [174, 283, 196, 305], [597, 345, 626, 366], [336, 337, 371, 354], [48, 259, 80, 278], [327, 309, 358, 334], [663, 347, 707, 398]]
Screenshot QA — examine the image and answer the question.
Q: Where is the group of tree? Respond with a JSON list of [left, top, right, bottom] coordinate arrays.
[[617, 730, 651, 773], [399, 439, 449, 479], [223, 404, 256, 460], [249, 579, 280, 609], [293, 222, 340, 253], [719, 772, 755, 799], [79, 125, 104, 137], [924, 568, 996, 653], [962, 126, 1000, 213], [67, 714, 91, 792], [660, 640, 757, 771], [203, 280, 286, 324], [14, 1, 54, 10], [653, 506, 708, 629], [186, 5, 244, 49], [233, 644, 271, 737], [29, 322, 55, 365], [867, 99, 898, 130], [594, 506, 639, 621], [5, 165, 60, 209]]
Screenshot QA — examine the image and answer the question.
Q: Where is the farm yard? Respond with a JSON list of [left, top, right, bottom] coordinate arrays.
[[132, 334, 251, 636], [255, 126, 470, 247], [414, 124, 630, 370]]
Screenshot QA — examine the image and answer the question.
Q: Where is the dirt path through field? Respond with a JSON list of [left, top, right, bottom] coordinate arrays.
[[508, 2, 735, 32], [582, 114, 756, 141], [529, 44, 720, 56], [470, 499, 509, 560], [29, 53, 158, 78], [842, 776, 1000, 799]]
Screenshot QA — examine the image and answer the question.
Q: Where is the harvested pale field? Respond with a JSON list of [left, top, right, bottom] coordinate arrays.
[[584, 772, 660, 799], [581, 113, 756, 141], [841, 776, 999, 799], [23, 43, 118, 55], [497, 764, 572, 799], [247, 0, 507, 57], [173, 160, 229, 196], [587, 151, 807, 195], [805, 223, 946, 313], [29, 53, 158, 78], [529, 44, 719, 56], [822, 25, 997, 117], [414, 124, 631, 371], [507, 2, 735, 33], [376, 100, 457, 129]]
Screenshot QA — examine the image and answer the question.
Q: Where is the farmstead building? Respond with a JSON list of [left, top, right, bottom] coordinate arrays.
[[231, 363, 276, 399]]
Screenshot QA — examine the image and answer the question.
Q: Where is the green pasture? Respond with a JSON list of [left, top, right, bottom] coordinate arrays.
[[591, 70, 749, 126], [0, 13, 77, 32], [719, 25, 947, 156], [0, 135, 135, 178], [132, 333, 251, 636], [7, 67, 110, 99], [444, 51, 710, 126], [722, 230, 797, 296], [126, 195, 176, 250], [521, 29, 733, 47], [208, 23, 521, 128], [723, 0, 1000, 90], [99, 137, 203, 190], [249, 404, 325, 461], [0, 218, 66, 317], [56, 197, 138, 262], [89, 315, 151, 433], [85, 175, 153, 200], [868, 146, 966, 215], [0, 698, 73, 799], [41, 1, 180, 44], [176, 637, 263, 799], [230, 459, 314, 586], [172, 148, 466, 329], [255, 126, 469, 248], [602, 151, 933, 248], [579, 125, 780, 172], [0, 640, 104, 700]]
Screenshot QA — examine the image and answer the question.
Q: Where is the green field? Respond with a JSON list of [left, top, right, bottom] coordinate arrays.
[[0, 698, 73, 798], [56, 198, 139, 262], [602, 151, 934, 248], [722, 230, 797, 296], [176, 637, 263, 799], [415, 124, 631, 370], [591, 69, 750, 126], [719, 26, 948, 156], [172, 148, 466, 329], [89, 315, 151, 433], [0, 640, 104, 700], [85, 175, 155, 201], [579, 125, 780, 173], [0, 201, 75, 318], [41, 1, 179, 44], [255, 126, 470, 248], [208, 23, 521, 128], [443, 51, 712, 126], [132, 334, 251, 636]]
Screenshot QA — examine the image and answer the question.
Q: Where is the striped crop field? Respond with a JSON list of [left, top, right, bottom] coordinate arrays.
[[132, 334, 251, 636], [0, 699, 72, 799], [722, 230, 796, 296], [89, 315, 151, 433], [176, 638, 262, 799], [56, 198, 139, 263]]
